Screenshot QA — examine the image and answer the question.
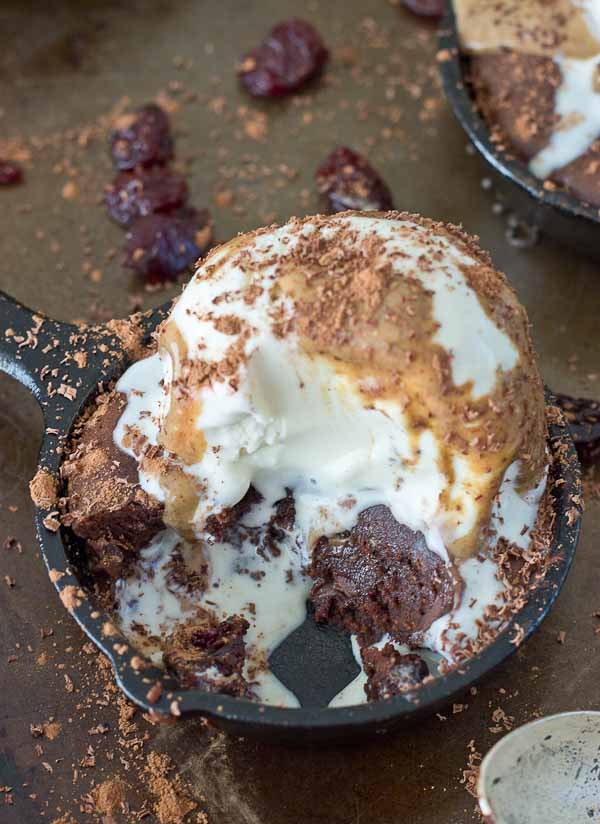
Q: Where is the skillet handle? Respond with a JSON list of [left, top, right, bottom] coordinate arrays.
[[0, 290, 78, 401]]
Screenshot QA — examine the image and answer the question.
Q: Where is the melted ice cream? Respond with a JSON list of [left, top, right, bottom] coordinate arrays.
[[530, 54, 600, 179], [112, 437, 546, 708], [423, 460, 546, 663]]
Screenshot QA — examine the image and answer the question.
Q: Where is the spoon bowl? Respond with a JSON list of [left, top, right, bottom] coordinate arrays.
[[478, 711, 600, 823]]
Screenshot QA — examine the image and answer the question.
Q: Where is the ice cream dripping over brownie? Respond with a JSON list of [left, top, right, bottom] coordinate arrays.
[[455, 0, 600, 201], [65, 212, 550, 707], [115, 211, 546, 560]]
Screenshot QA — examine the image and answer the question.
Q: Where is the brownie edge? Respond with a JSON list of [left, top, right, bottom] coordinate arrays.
[[61, 391, 164, 578]]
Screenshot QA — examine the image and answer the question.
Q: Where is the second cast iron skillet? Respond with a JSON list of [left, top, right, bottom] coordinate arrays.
[[438, 5, 600, 262], [0, 289, 582, 743]]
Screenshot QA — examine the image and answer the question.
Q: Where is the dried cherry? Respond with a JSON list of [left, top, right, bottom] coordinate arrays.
[[110, 104, 174, 170], [0, 159, 24, 185], [554, 393, 600, 444], [104, 167, 188, 227], [315, 146, 394, 213], [239, 19, 329, 98], [402, 0, 447, 18], [124, 208, 213, 284]]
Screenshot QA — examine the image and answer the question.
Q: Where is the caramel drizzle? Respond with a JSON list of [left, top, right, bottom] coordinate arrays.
[[158, 323, 206, 466], [454, 0, 600, 60], [143, 212, 547, 560]]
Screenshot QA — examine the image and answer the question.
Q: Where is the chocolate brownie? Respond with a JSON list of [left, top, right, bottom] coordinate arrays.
[[362, 644, 429, 700], [205, 488, 296, 559], [163, 615, 253, 697], [470, 51, 600, 206], [309, 505, 456, 645], [61, 392, 164, 578]]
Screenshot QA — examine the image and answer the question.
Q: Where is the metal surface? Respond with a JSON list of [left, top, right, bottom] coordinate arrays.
[[1, 0, 599, 821], [438, 6, 600, 262]]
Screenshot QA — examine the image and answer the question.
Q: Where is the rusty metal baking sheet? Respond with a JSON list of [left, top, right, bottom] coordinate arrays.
[[1, 1, 599, 821]]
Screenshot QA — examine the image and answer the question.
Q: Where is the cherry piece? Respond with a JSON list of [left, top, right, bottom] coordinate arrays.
[[315, 146, 394, 213], [124, 208, 213, 284], [0, 159, 24, 185], [109, 103, 174, 171], [238, 19, 329, 98], [553, 392, 600, 469], [402, 0, 447, 18], [554, 393, 600, 445], [104, 167, 188, 227]]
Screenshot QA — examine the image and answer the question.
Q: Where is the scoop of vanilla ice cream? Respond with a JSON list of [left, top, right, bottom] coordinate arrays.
[[115, 211, 547, 560]]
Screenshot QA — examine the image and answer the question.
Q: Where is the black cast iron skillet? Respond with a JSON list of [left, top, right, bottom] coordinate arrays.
[[438, 6, 600, 262], [0, 289, 582, 743]]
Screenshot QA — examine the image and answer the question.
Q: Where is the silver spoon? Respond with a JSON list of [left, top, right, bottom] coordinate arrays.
[[478, 711, 600, 823]]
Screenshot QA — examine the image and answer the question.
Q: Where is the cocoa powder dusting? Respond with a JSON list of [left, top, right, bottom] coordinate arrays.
[[105, 315, 152, 362], [144, 751, 198, 824], [29, 468, 58, 509], [91, 776, 126, 816]]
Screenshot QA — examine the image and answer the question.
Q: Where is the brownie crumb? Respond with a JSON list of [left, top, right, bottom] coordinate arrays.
[[29, 468, 58, 509], [61, 391, 164, 578], [91, 777, 126, 816], [362, 644, 429, 700], [59, 585, 83, 611], [164, 615, 253, 698], [460, 739, 482, 799], [144, 751, 197, 824]]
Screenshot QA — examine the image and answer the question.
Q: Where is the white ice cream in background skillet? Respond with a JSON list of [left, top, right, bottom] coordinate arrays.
[[113, 213, 547, 706], [530, 52, 600, 179], [537, 0, 600, 178], [455, 0, 600, 179]]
